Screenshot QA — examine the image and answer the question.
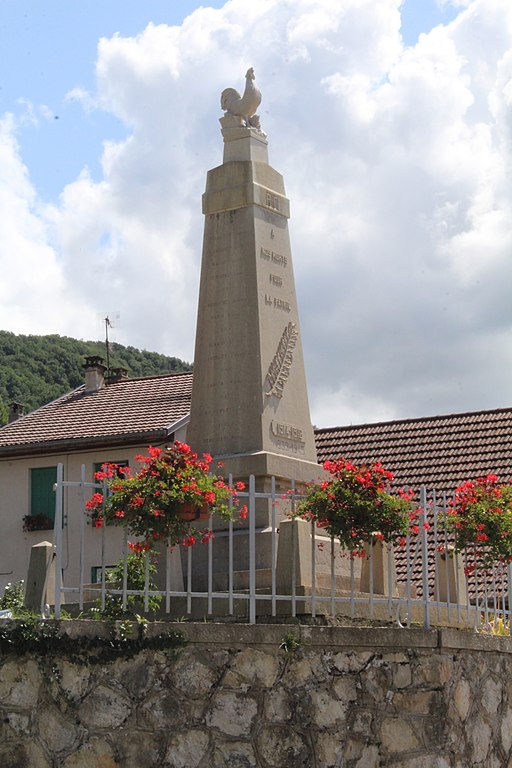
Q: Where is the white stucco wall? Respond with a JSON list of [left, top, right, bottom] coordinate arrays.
[[0, 423, 189, 596]]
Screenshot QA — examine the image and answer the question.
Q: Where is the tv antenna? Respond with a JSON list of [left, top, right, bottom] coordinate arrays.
[[100, 312, 120, 375]]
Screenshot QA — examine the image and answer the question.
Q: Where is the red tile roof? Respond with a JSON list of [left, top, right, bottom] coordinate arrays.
[[0, 372, 193, 457], [2, 366, 511, 494], [315, 407, 512, 493]]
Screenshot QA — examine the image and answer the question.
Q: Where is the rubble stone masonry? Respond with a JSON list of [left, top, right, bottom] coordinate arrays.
[[0, 622, 511, 767]]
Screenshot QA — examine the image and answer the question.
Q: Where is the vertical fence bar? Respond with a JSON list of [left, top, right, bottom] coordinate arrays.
[[122, 527, 128, 611], [249, 475, 256, 624], [271, 477, 277, 617], [387, 544, 393, 619], [100, 487, 107, 612], [432, 490, 440, 624], [441, 493, 453, 624], [207, 507, 213, 616], [290, 480, 297, 619], [166, 539, 171, 614], [420, 487, 430, 630], [350, 555, 355, 619], [311, 518, 316, 619], [463, 550, 471, 626], [228, 474, 234, 616], [330, 537, 335, 616], [508, 564, 512, 630], [473, 565, 480, 630], [492, 566, 498, 625], [501, 569, 506, 629], [78, 464, 86, 610], [405, 531, 412, 628], [369, 539, 374, 621], [187, 547, 192, 616], [53, 463, 64, 619], [144, 550, 150, 613]]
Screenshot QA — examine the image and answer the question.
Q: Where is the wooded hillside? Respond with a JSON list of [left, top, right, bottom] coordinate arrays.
[[0, 331, 192, 426]]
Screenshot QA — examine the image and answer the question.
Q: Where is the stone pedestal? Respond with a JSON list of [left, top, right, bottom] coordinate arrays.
[[436, 546, 468, 605], [24, 540, 59, 613]]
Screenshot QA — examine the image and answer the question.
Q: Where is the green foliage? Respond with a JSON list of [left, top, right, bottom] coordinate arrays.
[[89, 443, 243, 548], [448, 474, 512, 570], [0, 580, 25, 612], [0, 331, 192, 426], [94, 551, 163, 617], [481, 615, 510, 636], [0, 617, 186, 663], [296, 458, 415, 553], [280, 630, 301, 653]]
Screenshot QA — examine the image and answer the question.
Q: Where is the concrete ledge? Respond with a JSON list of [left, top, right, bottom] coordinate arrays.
[[299, 625, 439, 649], [439, 627, 512, 654], [13, 620, 512, 655]]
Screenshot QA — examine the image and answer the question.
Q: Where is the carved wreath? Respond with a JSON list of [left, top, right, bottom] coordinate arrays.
[[265, 322, 298, 398]]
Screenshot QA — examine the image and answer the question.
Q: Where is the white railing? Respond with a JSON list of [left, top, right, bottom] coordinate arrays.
[[50, 465, 512, 631]]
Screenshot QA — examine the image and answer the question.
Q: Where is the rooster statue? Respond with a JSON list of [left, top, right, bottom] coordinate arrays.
[[221, 67, 262, 129]]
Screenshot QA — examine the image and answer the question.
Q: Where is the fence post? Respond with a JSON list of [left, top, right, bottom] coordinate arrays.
[[420, 487, 430, 629], [249, 475, 256, 624], [53, 463, 64, 619], [360, 539, 398, 597], [436, 546, 467, 605]]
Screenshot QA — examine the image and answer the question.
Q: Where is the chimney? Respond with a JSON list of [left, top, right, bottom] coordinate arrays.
[[83, 355, 107, 393], [8, 402, 25, 423], [107, 367, 129, 384]]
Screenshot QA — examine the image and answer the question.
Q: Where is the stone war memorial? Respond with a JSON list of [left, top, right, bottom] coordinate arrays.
[[187, 67, 319, 488]]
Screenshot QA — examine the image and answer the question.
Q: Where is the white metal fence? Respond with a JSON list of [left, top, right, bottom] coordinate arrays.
[[49, 464, 512, 632]]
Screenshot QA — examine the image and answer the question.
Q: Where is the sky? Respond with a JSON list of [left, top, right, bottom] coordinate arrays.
[[1, 0, 511, 429]]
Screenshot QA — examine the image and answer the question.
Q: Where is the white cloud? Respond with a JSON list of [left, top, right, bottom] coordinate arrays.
[[0, 115, 92, 335], [3, 0, 512, 427]]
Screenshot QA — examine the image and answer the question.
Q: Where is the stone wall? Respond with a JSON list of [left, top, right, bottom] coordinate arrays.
[[0, 621, 511, 767]]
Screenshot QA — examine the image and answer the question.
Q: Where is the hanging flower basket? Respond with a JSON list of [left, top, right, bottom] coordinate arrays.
[[177, 504, 210, 522], [294, 458, 417, 555], [22, 514, 53, 532], [448, 474, 512, 571], [86, 442, 246, 549]]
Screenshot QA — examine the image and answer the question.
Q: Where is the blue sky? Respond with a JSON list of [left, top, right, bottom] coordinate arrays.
[[2, 0, 459, 202], [1, 0, 511, 428]]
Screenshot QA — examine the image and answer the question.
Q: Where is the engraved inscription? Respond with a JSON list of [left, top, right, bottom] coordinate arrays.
[[264, 294, 291, 311], [260, 247, 288, 267], [269, 273, 282, 287], [271, 437, 306, 455], [265, 322, 298, 398], [271, 252, 287, 267], [271, 420, 304, 443], [273, 297, 291, 312], [266, 192, 280, 211]]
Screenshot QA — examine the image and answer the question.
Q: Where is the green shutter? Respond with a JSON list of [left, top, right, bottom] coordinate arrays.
[[30, 467, 58, 524]]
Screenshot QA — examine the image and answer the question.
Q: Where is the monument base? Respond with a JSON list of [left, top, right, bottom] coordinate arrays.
[[182, 452, 325, 592], [216, 450, 323, 487]]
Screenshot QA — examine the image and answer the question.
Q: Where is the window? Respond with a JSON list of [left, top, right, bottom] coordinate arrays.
[[93, 460, 129, 481], [30, 466, 58, 528], [91, 565, 115, 584]]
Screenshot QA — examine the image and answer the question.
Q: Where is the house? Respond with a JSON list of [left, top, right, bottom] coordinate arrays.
[[0, 356, 192, 593], [1, 352, 511, 596], [315, 407, 512, 493]]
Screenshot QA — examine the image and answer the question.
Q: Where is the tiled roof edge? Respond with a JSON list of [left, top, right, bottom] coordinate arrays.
[[0, 429, 171, 459], [314, 405, 512, 434]]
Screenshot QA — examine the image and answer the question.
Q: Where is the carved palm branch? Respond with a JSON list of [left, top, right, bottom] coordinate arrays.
[[265, 322, 298, 398]]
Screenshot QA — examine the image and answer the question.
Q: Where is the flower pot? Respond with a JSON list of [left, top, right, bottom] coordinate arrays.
[[178, 504, 210, 522]]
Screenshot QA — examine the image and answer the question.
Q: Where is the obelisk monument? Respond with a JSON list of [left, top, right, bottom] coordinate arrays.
[[188, 68, 318, 485]]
